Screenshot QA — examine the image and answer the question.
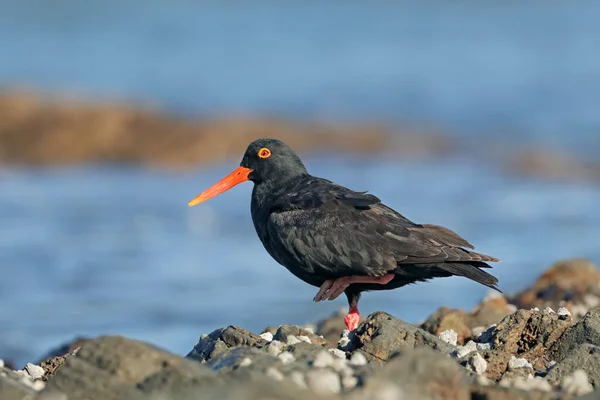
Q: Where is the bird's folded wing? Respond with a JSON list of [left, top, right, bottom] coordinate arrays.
[[265, 182, 498, 277]]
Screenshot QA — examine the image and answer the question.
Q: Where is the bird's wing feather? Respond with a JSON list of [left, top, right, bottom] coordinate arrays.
[[264, 178, 499, 279]]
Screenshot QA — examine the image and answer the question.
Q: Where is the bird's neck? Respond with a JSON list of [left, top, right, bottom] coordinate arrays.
[[251, 173, 308, 209]]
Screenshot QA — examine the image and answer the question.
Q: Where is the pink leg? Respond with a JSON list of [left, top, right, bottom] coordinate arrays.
[[313, 273, 395, 302], [344, 305, 360, 331]]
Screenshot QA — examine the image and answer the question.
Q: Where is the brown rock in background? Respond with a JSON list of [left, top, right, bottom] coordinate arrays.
[[0, 91, 451, 168], [510, 259, 600, 319]]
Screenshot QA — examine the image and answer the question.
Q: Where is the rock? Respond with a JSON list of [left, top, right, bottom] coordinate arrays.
[[352, 348, 470, 400], [550, 308, 600, 362], [470, 384, 562, 400], [286, 336, 302, 345], [288, 370, 307, 389], [510, 259, 600, 318], [461, 350, 511, 382], [0, 374, 38, 400], [328, 349, 346, 360], [421, 307, 471, 344], [337, 330, 354, 352], [455, 340, 478, 359], [352, 312, 454, 365], [24, 363, 45, 380], [470, 353, 488, 375], [469, 294, 517, 329], [44, 336, 188, 399], [265, 367, 284, 382], [439, 329, 459, 346], [305, 369, 341, 395], [259, 332, 273, 342], [422, 295, 515, 346], [546, 344, 600, 388], [274, 325, 327, 347], [508, 356, 534, 371], [187, 326, 268, 363], [0, 91, 454, 169], [278, 352, 296, 365], [312, 351, 334, 368], [560, 369, 594, 396], [349, 352, 368, 367], [491, 308, 572, 370], [265, 340, 285, 357], [498, 375, 553, 393]]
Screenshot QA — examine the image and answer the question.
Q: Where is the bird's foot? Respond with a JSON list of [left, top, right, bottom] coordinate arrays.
[[344, 306, 360, 331], [313, 273, 395, 302]]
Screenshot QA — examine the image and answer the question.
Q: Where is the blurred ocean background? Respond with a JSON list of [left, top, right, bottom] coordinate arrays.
[[1, 1, 599, 366]]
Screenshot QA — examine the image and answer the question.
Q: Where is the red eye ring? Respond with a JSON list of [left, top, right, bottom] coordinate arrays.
[[258, 148, 271, 159]]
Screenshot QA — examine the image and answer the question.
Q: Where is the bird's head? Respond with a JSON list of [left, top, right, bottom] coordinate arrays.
[[188, 138, 308, 206]]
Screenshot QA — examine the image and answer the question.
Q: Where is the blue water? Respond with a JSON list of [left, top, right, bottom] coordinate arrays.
[[1, 1, 600, 366]]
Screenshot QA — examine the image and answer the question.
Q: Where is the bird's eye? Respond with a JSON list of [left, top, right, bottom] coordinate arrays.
[[258, 148, 271, 159]]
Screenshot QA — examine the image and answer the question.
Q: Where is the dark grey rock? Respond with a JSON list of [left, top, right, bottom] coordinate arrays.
[[187, 326, 268, 363], [0, 374, 38, 400], [351, 312, 454, 365], [348, 347, 470, 400], [551, 308, 600, 362], [137, 357, 221, 395], [546, 344, 600, 388]]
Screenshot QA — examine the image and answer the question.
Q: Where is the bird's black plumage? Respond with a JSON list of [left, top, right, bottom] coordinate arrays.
[[190, 138, 500, 328]]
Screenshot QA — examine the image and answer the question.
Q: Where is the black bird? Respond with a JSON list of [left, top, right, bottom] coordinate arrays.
[[188, 138, 500, 331]]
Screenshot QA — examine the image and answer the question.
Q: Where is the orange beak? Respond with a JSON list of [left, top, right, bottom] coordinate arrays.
[[188, 166, 253, 207]]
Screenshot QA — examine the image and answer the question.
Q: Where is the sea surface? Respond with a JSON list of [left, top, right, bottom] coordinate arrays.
[[1, 1, 600, 365]]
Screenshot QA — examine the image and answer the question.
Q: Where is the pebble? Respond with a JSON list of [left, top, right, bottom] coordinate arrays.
[[238, 357, 253, 367], [25, 363, 45, 380], [455, 340, 477, 358], [349, 352, 368, 366], [506, 304, 518, 313], [332, 359, 351, 376], [266, 340, 285, 356], [312, 350, 334, 368], [286, 335, 301, 345], [476, 342, 491, 351], [329, 348, 347, 359], [338, 330, 354, 351], [297, 335, 312, 344], [508, 355, 533, 370], [31, 380, 46, 391], [305, 369, 342, 394], [530, 307, 540, 312], [438, 329, 458, 346], [0, 359, 4, 368], [476, 375, 493, 386], [543, 307, 555, 314], [561, 369, 593, 396], [341, 375, 358, 390], [557, 307, 571, 317], [278, 351, 296, 365], [259, 332, 273, 342], [288, 370, 307, 389], [265, 367, 284, 381], [199, 334, 208, 340], [471, 353, 488, 375], [500, 375, 552, 392], [547, 360, 557, 369]]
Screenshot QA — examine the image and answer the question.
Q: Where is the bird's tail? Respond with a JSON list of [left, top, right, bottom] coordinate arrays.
[[435, 261, 501, 292]]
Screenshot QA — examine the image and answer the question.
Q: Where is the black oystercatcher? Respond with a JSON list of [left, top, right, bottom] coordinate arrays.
[[188, 138, 500, 331]]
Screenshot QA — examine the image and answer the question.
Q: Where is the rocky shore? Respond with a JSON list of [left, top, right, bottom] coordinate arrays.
[[2, 258, 600, 400]]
